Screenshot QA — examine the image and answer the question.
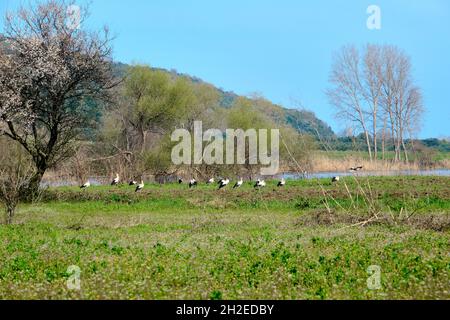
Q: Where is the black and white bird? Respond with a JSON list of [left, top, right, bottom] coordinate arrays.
[[277, 178, 286, 187], [189, 179, 198, 188], [135, 180, 144, 192], [207, 178, 215, 184], [218, 178, 230, 190], [129, 180, 137, 186], [111, 173, 120, 186], [80, 181, 91, 189], [350, 166, 364, 172], [331, 176, 340, 183], [233, 178, 243, 189], [254, 179, 266, 188], [178, 178, 183, 184]]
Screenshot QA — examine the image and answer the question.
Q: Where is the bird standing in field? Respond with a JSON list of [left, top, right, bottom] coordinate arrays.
[[80, 181, 91, 189], [207, 178, 215, 184], [178, 178, 183, 184], [189, 179, 197, 188], [129, 180, 137, 186], [218, 178, 230, 190], [111, 173, 120, 186], [254, 179, 266, 188], [277, 178, 286, 187], [135, 180, 144, 192], [233, 178, 243, 189], [331, 176, 340, 183]]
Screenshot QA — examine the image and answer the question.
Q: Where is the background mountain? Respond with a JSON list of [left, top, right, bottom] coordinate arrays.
[[113, 62, 336, 139]]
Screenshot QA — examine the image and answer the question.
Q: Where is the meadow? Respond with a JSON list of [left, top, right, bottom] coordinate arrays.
[[0, 176, 449, 300]]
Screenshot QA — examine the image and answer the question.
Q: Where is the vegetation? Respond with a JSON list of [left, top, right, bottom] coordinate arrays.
[[0, 3, 446, 191], [0, 0, 117, 194], [0, 0, 449, 301], [0, 142, 36, 224], [327, 45, 424, 162], [0, 176, 448, 299]]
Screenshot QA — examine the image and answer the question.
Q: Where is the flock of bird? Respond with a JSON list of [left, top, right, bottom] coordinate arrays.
[[80, 166, 363, 192], [182, 177, 272, 190], [80, 175, 281, 192]]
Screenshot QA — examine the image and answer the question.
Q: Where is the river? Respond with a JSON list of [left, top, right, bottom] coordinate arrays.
[[282, 169, 450, 180]]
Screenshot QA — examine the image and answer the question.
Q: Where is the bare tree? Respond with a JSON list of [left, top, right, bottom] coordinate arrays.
[[363, 44, 383, 160], [327, 45, 373, 160], [379, 45, 424, 162], [328, 44, 424, 162], [0, 142, 35, 224], [0, 0, 118, 195]]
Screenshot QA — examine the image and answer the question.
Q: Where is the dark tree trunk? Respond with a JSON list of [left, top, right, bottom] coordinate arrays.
[[25, 162, 47, 201], [6, 207, 15, 225]]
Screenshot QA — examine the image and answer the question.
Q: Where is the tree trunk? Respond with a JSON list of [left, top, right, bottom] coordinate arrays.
[[26, 165, 46, 201], [364, 130, 373, 161], [400, 127, 409, 162], [372, 108, 378, 160], [358, 109, 373, 161], [381, 117, 387, 160], [6, 206, 15, 225]]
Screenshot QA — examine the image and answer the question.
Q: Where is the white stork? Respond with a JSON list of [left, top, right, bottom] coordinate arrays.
[[189, 179, 198, 188], [277, 178, 286, 187], [80, 181, 91, 189], [111, 173, 120, 186], [207, 178, 215, 184], [178, 178, 183, 184], [218, 178, 230, 190], [135, 180, 144, 192], [331, 176, 340, 183], [254, 179, 266, 188], [129, 180, 137, 186], [233, 178, 243, 189]]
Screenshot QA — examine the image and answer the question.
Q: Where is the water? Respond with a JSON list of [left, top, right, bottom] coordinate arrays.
[[41, 169, 450, 187], [282, 169, 450, 180]]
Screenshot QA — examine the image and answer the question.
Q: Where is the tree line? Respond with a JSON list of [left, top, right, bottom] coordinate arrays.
[[0, 1, 313, 198]]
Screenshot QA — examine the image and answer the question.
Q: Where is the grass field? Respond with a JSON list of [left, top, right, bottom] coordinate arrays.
[[0, 176, 449, 300]]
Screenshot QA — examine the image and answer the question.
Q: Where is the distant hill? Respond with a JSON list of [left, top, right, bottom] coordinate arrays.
[[113, 62, 336, 139], [1, 34, 335, 139]]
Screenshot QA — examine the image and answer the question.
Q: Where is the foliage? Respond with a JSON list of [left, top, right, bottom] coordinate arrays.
[[0, 176, 448, 299], [0, 0, 117, 193], [0, 139, 36, 224]]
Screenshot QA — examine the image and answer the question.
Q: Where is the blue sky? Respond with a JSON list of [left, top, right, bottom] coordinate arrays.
[[1, 0, 449, 138]]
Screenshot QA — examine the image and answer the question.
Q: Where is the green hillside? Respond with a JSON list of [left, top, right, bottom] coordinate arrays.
[[113, 62, 335, 139]]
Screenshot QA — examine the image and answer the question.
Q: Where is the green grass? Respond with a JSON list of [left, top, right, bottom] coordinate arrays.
[[0, 176, 449, 299]]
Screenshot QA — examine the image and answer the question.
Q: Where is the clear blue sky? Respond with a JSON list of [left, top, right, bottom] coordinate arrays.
[[1, 0, 449, 138]]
